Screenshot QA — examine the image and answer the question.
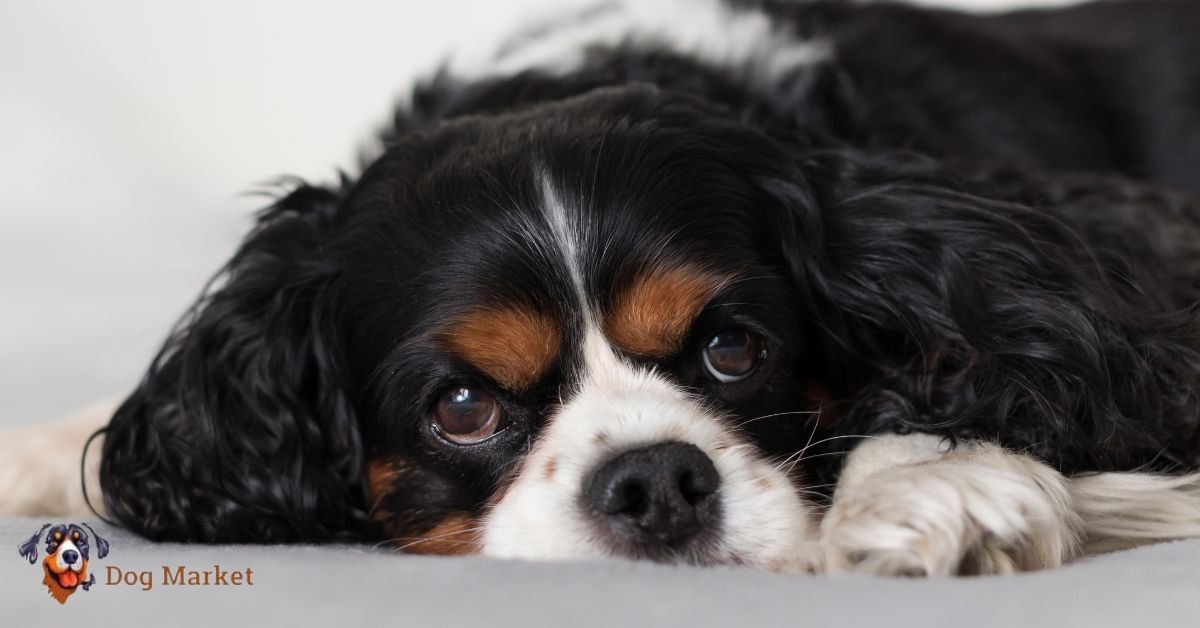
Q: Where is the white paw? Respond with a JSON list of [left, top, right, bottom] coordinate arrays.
[[0, 399, 114, 517], [819, 445, 1081, 576]]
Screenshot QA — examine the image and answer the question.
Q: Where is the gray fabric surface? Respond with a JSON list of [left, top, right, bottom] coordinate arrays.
[[2, 516, 1198, 626]]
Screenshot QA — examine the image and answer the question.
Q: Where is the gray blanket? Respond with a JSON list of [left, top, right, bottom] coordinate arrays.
[[3, 516, 1197, 627]]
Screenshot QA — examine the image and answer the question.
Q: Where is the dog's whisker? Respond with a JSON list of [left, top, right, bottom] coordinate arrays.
[[785, 449, 861, 475], [391, 538, 483, 554], [771, 433, 878, 475], [732, 409, 823, 430], [801, 404, 824, 449], [372, 524, 489, 551], [798, 433, 880, 455], [385, 525, 490, 553]]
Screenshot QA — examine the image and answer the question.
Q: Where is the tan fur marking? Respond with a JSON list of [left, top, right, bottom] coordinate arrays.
[[403, 515, 481, 556], [366, 459, 404, 511], [366, 459, 481, 556], [443, 306, 561, 391], [42, 558, 81, 605], [604, 266, 726, 357]]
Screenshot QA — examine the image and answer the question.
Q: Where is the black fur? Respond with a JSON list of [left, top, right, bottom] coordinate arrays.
[[100, 0, 1200, 544]]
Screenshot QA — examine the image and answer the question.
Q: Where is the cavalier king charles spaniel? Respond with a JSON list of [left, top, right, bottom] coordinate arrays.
[[6, 0, 1200, 576]]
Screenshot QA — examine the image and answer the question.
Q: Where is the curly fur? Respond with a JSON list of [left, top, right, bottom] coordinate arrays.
[[83, 0, 1200, 556], [100, 181, 372, 542]]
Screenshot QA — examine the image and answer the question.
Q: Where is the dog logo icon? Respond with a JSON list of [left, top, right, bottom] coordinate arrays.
[[17, 523, 110, 604]]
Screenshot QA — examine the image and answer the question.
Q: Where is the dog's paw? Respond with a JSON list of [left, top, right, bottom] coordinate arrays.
[[0, 399, 114, 517], [819, 446, 1081, 576]]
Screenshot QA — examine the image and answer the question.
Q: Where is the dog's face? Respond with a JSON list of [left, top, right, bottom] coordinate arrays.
[[337, 85, 832, 567], [102, 84, 851, 569], [42, 525, 89, 597]]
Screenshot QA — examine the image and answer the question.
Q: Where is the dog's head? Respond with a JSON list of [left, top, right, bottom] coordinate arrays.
[[101, 85, 840, 568], [30, 524, 91, 604], [345, 86, 837, 567], [18, 523, 109, 603], [101, 80, 1139, 568]]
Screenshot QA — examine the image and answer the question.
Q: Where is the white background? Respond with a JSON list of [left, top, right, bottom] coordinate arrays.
[[0, 0, 1079, 426]]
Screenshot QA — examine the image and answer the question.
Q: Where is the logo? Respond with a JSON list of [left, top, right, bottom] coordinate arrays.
[[17, 523, 110, 605]]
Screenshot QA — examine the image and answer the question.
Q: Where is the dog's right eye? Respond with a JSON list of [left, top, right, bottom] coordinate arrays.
[[702, 327, 765, 383], [432, 386, 505, 445]]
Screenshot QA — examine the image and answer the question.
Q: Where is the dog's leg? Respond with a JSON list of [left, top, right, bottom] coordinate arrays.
[[818, 433, 1083, 576], [0, 399, 114, 517]]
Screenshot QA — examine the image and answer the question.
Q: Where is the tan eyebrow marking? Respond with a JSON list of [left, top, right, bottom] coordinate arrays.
[[603, 265, 728, 358], [440, 305, 562, 392]]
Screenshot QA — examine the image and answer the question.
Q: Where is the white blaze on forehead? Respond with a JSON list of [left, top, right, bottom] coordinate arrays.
[[539, 170, 591, 311], [451, 0, 830, 84]]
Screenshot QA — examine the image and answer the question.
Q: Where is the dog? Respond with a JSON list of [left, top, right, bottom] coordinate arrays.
[[4, 0, 1200, 576], [18, 523, 110, 604]]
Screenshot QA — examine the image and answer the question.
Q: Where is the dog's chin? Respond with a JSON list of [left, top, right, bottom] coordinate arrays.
[[479, 500, 820, 571], [480, 475, 819, 572]]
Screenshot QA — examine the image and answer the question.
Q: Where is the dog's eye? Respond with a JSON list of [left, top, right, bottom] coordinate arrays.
[[433, 387, 504, 444], [703, 328, 765, 383]]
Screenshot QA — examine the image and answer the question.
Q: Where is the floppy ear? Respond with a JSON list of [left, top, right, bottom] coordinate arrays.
[[79, 523, 108, 559], [17, 523, 50, 563], [764, 149, 1200, 472], [100, 179, 371, 542]]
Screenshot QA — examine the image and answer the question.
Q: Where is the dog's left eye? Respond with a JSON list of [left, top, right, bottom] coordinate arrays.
[[703, 328, 766, 383], [432, 387, 505, 444]]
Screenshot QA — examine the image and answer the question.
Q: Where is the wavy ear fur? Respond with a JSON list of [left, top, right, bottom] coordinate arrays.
[[17, 523, 50, 563], [768, 149, 1200, 475], [100, 179, 370, 542]]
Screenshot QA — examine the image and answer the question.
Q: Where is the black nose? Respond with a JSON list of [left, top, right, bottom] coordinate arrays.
[[584, 441, 720, 548], [61, 550, 78, 565]]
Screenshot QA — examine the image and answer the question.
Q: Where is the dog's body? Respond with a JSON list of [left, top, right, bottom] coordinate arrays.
[[5, 0, 1200, 576]]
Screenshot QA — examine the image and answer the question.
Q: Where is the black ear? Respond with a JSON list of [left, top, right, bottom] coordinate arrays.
[[100, 179, 370, 542], [17, 523, 50, 563], [79, 523, 109, 559], [766, 149, 1200, 473]]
